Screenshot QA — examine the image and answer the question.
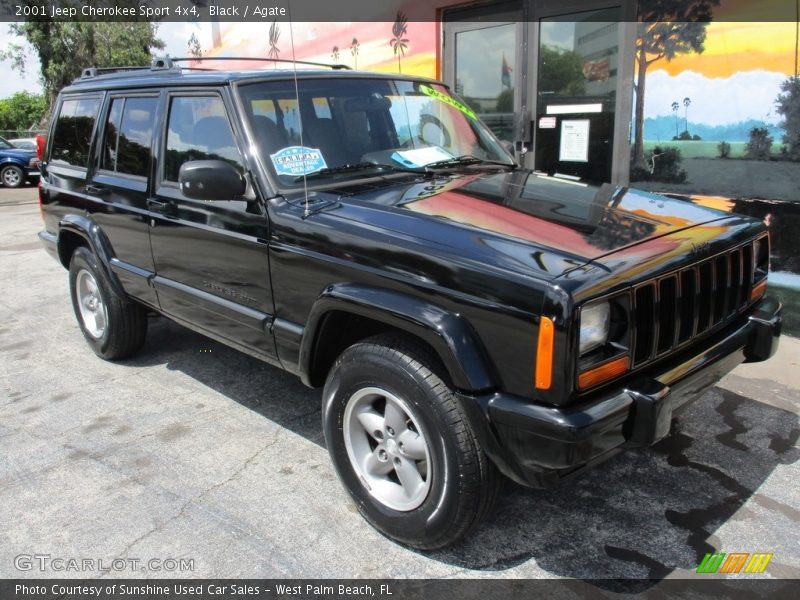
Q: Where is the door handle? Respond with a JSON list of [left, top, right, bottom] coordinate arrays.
[[147, 198, 171, 212], [85, 184, 109, 196]]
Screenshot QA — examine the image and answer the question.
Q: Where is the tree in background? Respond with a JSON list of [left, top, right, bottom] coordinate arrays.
[[672, 100, 680, 137], [350, 38, 360, 70], [538, 46, 586, 96], [0, 91, 48, 133], [496, 88, 514, 113], [187, 33, 203, 59], [683, 96, 691, 134], [268, 21, 281, 63], [746, 126, 773, 160], [331, 46, 340, 63], [1, 7, 163, 112], [633, 0, 719, 169], [775, 76, 800, 160], [390, 12, 409, 73]]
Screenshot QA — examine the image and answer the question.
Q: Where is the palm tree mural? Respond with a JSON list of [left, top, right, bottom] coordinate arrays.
[[350, 37, 360, 70], [331, 46, 340, 62], [268, 21, 281, 66], [683, 96, 691, 134], [390, 11, 409, 73], [671, 101, 680, 137], [187, 32, 202, 59]]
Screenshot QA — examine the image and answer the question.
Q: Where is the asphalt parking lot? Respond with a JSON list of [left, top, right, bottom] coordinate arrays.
[[1, 186, 799, 585]]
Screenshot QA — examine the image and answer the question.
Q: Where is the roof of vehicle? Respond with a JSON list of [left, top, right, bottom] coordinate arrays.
[[61, 63, 443, 94]]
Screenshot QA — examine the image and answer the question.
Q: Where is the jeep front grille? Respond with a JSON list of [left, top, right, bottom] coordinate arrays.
[[631, 238, 764, 368]]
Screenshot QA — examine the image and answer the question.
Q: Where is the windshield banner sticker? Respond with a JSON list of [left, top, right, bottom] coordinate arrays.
[[419, 84, 477, 120], [270, 146, 328, 177]]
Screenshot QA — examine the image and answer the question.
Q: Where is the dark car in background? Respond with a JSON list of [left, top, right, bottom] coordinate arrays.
[[0, 136, 40, 187]]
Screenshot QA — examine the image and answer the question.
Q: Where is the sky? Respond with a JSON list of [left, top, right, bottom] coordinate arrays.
[[0, 22, 201, 97], [644, 22, 797, 126]]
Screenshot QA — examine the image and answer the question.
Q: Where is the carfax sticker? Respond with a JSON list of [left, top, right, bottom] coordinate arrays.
[[270, 146, 327, 177]]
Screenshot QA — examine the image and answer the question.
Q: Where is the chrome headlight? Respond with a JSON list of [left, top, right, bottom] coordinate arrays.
[[579, 301, 610, 355]]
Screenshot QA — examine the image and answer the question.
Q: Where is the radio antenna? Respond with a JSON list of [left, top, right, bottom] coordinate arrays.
[[286, 12, 310, 217]]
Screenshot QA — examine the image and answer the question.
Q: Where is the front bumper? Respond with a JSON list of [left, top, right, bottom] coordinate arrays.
[[461, 295, 782, 488]]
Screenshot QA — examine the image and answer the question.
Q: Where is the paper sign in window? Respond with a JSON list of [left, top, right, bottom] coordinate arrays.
[[559, 120, 590, 163]]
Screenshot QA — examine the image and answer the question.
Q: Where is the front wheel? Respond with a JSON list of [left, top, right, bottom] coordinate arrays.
[[322, 334, 500, 549]]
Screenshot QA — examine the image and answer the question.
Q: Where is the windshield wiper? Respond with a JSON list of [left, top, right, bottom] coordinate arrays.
[[294, 162, 421, 182], [423, 155, 516, 170]]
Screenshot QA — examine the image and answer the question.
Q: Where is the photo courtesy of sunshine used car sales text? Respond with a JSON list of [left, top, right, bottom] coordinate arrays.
[[14, 583, 392, 598]]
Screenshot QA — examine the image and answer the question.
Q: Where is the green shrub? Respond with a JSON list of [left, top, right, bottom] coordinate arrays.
[[745, 127, 773, 160], [632, 146, 687, 183], [717, 141, 731, 158]]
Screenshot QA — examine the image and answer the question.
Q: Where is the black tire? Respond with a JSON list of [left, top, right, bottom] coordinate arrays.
[[322, 334, 500, 549], [68, 246, 147, 360], [1, 164, 25, 188]]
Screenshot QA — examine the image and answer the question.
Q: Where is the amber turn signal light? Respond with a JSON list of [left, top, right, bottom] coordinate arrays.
[[750, 279, 767, 303], [535, 316, 555, 390], [578, 355, 630, 390]]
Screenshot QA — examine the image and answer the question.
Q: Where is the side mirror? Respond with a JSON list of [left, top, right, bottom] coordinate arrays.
[[178, 160, 245, 201]]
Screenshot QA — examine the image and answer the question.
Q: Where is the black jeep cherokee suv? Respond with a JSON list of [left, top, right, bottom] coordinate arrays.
[[38, 59, 781, 549]]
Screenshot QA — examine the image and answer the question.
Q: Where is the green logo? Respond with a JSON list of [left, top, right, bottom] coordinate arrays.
[[696, 552, 773, 574]]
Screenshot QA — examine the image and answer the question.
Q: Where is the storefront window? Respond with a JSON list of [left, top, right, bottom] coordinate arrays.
[[454, 23, 517, 141], [535, 8, 621, 182]]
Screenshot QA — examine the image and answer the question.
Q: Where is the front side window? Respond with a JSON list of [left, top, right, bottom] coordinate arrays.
[[101, 96, 157, 177], [164, 95, 244, 182], [50, 96, 102, 168], [237, 78, 513, 190]]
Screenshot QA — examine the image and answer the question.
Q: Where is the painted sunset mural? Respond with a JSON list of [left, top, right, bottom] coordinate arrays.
[[190, 19, 438, 78]]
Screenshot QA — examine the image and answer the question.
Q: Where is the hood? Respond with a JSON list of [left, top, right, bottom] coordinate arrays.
[[1, 147, 36, 160], [332, 169, 735, 279]]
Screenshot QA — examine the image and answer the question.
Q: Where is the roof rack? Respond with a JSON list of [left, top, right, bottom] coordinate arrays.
[[77, 55, 350, 82], [169, 56, 352, 70], [79, 57, 180, 79]]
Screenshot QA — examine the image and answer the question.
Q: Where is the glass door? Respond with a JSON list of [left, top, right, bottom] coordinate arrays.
[[527, 1, 636, 183], [442, 1, 525, 147]]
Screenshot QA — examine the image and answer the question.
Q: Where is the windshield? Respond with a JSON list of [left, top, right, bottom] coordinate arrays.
[[0, 137, 12, 150], [237, 78, 513, 189]]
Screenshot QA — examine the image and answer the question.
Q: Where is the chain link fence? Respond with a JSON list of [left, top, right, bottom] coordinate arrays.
[[1, 130, 46, 140]]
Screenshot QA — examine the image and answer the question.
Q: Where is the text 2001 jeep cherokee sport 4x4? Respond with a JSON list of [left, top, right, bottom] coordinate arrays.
[[38, 59, 781, 549]]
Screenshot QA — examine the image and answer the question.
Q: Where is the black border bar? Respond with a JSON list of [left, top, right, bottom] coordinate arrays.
[[1, 0, 799, 22]]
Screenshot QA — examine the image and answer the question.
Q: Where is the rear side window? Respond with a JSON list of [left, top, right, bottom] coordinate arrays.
[[101, 96, 157, 177], [50, 96, 102, 168], [164, 95, 243, 182]]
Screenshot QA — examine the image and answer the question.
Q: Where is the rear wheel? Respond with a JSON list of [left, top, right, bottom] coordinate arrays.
[[69, 246, 147, 359], [1, 165, 24, 188], [322, 334, 500, 549]]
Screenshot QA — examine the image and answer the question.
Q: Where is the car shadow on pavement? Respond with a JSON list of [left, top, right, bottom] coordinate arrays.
[[124, 317, 799, 587]]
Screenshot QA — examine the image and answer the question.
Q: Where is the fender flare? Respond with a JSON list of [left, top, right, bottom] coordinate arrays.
[[299, 282, 497, 392], [0, 157, 27, 168], [58, 214, 126, 297]]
